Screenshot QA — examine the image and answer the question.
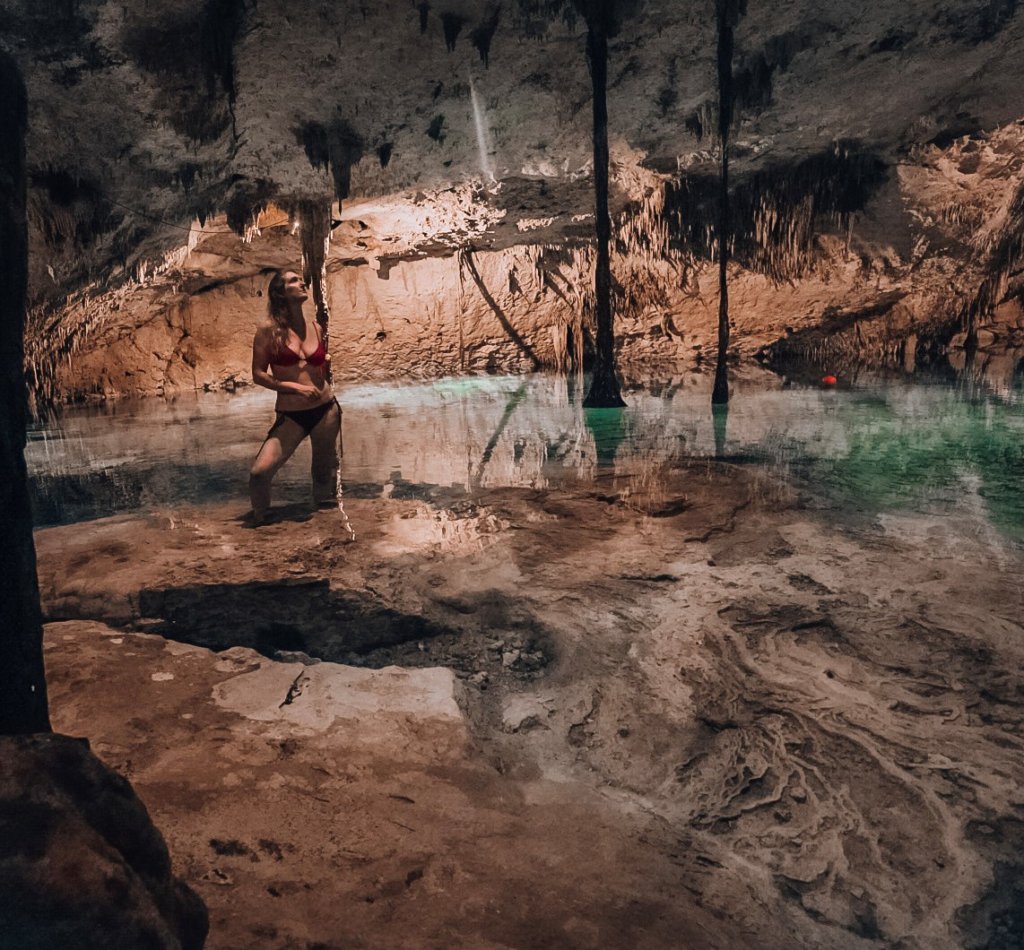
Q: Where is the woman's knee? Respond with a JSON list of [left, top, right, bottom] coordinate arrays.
[[250, 460, 276, 484]]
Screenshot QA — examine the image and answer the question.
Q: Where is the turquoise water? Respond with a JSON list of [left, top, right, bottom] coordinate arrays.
[[25, 369, 1024, 543]]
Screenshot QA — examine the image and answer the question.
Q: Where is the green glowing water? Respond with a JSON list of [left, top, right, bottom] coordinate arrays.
[[26, 369, 1024, 543]]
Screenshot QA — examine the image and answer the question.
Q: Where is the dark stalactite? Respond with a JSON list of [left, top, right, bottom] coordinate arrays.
[[441, 12, 468, 51], [665, 143, 887, 283], [120, 0, 244, 140], [512, 0, 579, 36], [470, 6, 503, 67], [295, 119, 365, 202], [200, 0, 246, 105], [964, 180, 1024, 343], [176, 162, 201, 193], [418, 1, 430, 33], [224, 178, 277, 235], [580, 0, 626, 408], [0, 51, 51, 735], [27, 169, 109, 249], [712, 0, 745, 406], [377, 142, 394, 167], [686, 27, 810, 142], [426, 115, 446, 142]]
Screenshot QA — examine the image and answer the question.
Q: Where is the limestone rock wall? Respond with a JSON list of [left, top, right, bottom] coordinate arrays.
[[39, 240, 955, 401], [29, 116, 1023, 403]]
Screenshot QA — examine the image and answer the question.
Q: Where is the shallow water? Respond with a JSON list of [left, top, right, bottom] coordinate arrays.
[[26, 368, 1024, 543]]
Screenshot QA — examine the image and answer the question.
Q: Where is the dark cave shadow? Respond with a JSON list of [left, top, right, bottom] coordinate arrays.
[[136, 577, 558, 678], [138, 578, 457, 660], [460, 248, 542, 370]]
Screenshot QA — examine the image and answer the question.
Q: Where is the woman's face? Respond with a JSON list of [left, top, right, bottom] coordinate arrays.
[[282, 271, 309, 302]]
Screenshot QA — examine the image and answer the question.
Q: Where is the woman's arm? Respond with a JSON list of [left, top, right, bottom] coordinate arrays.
[[251, 330, 318, 397]]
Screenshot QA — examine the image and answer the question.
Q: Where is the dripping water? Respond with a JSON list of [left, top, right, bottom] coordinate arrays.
[[469, 74, 495, 183]]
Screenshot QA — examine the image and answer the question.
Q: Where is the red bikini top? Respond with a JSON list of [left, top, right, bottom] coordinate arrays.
[[272, 331, 327, 367]]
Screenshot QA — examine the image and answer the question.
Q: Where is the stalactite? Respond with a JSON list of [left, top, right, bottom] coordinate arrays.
[[28, 168, 108, 250], [663, 142, 886, 283], [295, 119, 365, 202], [441, 13, 468, 51], [470, 6, 502, 66], [293, 198, 335, 382], [964, 180, 1024, 338], [511, 0, 578, 36], [200, 0, 246, 104], [25, 215, 211, 410], [686, 28, 811, 144]]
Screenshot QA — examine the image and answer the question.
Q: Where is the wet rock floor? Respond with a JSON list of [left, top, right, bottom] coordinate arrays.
[[35, 460, 1024, 949]]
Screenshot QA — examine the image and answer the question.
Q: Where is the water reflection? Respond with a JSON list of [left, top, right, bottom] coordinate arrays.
[[584, 408, 628, 468], [25, 367, 1024, 542], [712, 403, 729, 459]]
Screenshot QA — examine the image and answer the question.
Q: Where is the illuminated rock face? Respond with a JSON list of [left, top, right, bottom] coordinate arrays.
[[3, 0, 1023, 396]]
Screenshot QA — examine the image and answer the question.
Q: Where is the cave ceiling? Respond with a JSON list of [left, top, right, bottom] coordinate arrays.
[[2, 0, 1022, 306]]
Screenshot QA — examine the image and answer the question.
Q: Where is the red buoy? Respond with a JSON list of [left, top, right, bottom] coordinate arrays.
[[822, 375, 837, 386]]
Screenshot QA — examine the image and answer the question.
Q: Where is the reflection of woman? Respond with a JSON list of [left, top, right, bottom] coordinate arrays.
[[249, 270, 341, 524]]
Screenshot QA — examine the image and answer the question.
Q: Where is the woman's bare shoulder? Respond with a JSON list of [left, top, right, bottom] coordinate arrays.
[[252, 324, 274, 348]]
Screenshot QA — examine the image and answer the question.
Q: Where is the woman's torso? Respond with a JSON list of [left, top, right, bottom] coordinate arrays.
[[267, 321, 333, 413]]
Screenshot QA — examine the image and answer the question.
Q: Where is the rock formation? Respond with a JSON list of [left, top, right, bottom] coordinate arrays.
[[0, 0, 1018, 400], [0, 733, 208, 950], [0, 48, 49, 733]]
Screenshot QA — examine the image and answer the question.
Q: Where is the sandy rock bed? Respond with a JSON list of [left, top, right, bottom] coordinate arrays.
[[35, 462, 1024, 949]]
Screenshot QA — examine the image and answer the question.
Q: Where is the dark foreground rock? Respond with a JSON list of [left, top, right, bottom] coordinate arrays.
[[0, 733, 207, 950]]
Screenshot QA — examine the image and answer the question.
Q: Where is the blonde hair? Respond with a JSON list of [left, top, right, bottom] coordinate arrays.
[[265, 270, 292, 349]]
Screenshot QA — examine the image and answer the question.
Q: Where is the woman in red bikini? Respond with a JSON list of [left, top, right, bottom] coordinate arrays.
[[249, 270, 341, 524]]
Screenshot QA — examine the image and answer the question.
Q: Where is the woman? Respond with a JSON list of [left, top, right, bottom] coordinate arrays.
[[249, 270, 341, 524]]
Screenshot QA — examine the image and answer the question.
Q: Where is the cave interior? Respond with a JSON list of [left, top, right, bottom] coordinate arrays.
[[2, 1, 1024, 948]]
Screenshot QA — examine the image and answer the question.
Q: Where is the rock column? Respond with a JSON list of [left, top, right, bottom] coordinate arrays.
[[0, 51, 50, 734]]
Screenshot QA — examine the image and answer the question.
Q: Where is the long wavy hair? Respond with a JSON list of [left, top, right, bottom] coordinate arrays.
[[265, 270, 293, 349]]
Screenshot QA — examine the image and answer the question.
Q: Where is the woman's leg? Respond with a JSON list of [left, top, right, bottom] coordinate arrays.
[[249, 415, 308, 521], [309, 400, 342, 506]]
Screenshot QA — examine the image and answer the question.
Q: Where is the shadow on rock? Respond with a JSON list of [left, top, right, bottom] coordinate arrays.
[[139, 578, 454, 659]]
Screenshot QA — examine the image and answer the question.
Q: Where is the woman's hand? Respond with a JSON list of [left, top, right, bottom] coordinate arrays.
[[292, 382, 322, 400]]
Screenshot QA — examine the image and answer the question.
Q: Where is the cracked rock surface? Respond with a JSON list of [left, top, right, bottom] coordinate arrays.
[[36, 457, 1024, 948]]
